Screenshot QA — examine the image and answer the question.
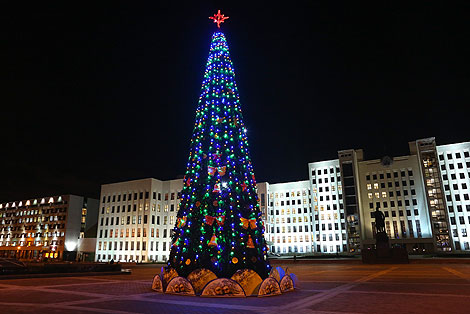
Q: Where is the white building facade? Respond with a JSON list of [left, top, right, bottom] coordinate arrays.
[[95, 178, 183, 263], [356, 155, 434, 252], [436, 141, 470, 251], [308, 160, 348, 253], [258, 181, 314, 255]]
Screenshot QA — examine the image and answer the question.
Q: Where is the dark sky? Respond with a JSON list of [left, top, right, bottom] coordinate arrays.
[[2, 1, 469, 201]]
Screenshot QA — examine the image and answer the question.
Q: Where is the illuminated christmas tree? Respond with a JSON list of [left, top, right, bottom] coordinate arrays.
[[168, 11, 271, 279]]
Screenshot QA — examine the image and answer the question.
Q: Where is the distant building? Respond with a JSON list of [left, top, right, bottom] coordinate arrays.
[[356, 146, 434, 252], [435, 140, 470, 251], [308, 159, 348, 254], [95, 178, 182, 263], [260, 137, 469, 255], [95, 138, 470, 261], [259, 181, 314, 255], [0, 195, 99, 261]]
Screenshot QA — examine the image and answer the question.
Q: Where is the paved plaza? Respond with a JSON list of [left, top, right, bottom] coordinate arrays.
[[0, 263, 470, 313]]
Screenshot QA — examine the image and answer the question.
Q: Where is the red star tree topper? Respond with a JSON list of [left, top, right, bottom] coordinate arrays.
[[209, 10, 229, 28]]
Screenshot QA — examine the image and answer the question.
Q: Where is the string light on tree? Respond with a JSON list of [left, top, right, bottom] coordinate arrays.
[[168, 10, 271, 279]]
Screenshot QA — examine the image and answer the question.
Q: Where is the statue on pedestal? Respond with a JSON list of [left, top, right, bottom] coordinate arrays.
[[374, 207, 389, 249], [374, 207, 385, 233], [362, 206, 409, 263]]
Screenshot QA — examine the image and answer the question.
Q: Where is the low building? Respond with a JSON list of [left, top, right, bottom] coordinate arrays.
[[259, 181, 314, 255], [356, 152, 434, 252], [0, 195, 98, 261], [308, 159, 348, 254], [436, 141, 470, 251], [95, 178, 183, 263]]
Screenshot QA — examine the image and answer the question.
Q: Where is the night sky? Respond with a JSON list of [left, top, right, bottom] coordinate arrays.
[[2, 2, 469, 201]]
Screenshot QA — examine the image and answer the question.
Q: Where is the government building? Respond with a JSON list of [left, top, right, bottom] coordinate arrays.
[[95, 178, 183, 263], [0, 195, 99, 260], [95, 137, 470, 262]]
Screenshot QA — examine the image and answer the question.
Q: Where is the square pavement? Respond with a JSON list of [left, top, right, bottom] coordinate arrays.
[[0, 263, 470, 313]]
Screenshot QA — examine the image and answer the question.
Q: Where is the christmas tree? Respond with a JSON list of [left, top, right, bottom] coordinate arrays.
[[168, 11, 271, 279]]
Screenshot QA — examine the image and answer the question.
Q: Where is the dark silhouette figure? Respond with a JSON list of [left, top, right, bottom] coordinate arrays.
[[375, 207, 386, 233]]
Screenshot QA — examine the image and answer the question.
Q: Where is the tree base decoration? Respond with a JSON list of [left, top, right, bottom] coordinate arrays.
[[152, 266, 297, 298]]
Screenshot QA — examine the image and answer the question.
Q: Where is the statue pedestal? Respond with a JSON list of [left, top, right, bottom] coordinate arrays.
[[362, 232, 409, 264], [375, 232, 390, 249]]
